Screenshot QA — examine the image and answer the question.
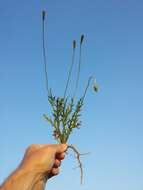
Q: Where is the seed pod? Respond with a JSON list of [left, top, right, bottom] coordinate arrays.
[[93, 78, 99, 92], [73, 40, 76, 49], [80, 34, 84, 44], [42, 10, 46, 21]]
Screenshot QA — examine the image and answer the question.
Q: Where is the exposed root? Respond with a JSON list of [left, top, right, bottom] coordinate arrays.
[[67, 145, 83, 184]]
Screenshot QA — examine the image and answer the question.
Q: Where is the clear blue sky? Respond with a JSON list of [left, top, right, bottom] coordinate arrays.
[[0, 0, 143, 189]]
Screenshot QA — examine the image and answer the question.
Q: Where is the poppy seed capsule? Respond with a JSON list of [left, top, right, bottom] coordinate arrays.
[[80, 34, 84, 44], [93, 79, 99, 92], [42, 10, 46, 21], [73, 40, 76, 49]]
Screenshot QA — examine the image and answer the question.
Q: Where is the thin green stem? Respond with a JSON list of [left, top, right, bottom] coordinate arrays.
[[82, 76, 93, 101], [64, 41, 76, 99], [73, 35, 84, 99], [42, 11, 49, 96]]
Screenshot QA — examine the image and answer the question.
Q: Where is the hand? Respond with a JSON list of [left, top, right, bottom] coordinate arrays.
[[21, 144, 67, 178], [1, 144, 67, 190]]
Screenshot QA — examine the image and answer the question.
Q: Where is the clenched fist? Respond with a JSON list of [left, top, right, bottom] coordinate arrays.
[[1, 144, 67, 190]]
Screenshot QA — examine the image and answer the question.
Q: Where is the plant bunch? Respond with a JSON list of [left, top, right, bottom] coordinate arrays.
[[44, 91, 83, 144], [41, 10, 98, 184]]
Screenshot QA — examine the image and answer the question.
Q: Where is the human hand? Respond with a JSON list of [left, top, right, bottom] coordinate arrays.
[[1, 144, 67, 190], [20, 144, 67, 179]]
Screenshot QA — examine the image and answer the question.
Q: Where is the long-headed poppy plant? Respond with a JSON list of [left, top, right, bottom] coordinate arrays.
[[41, 10, 98, 184]]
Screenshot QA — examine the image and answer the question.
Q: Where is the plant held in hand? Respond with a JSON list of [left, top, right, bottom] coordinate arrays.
[[41, 10, 98, 184]]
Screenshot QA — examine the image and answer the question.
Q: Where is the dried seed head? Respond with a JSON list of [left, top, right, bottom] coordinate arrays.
[[80, 34, 84, 44], [73, 40, 76, 49], [42, 10, 46, 21], [93, 78, 99, 92]]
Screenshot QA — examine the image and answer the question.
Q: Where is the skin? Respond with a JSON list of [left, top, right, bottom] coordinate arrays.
[[0, 144, 67, 190]]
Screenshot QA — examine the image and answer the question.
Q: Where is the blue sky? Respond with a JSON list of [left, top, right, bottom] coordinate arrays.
[[0, 0, 143, 189]]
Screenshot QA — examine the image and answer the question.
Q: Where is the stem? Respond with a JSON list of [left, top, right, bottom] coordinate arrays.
[[42, 11, 49, 96], [73, 35, 84, 99], [64, 41, 76, 99], [73, 45, 82, 98], [82, 76, 93, 101]]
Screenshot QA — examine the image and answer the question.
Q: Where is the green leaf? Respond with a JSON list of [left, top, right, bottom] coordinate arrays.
[[43, 114, 54, 126]]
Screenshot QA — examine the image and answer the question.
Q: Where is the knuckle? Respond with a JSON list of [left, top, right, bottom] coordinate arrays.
[[25, 144, 38, 154], [28, 144, 37, 150]]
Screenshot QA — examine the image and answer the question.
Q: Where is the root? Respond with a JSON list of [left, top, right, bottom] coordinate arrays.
[[67, 145, 83, 184]]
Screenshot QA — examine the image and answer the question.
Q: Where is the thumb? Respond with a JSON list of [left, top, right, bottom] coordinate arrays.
[[55, 144, 67, 154]]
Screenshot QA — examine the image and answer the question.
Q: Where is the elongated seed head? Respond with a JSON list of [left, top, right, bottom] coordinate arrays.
[[42, 10, 46, 21], [73, 40, 76, 49], [80, 34, 84, 44]]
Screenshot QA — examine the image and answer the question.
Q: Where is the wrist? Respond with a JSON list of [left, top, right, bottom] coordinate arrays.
[[1, 165, 47, 190]]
